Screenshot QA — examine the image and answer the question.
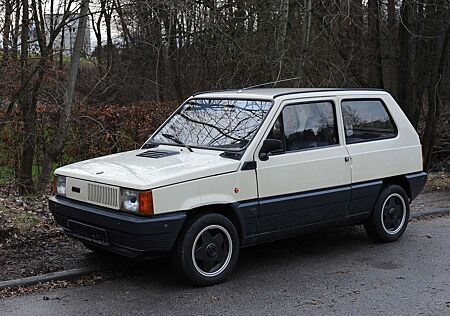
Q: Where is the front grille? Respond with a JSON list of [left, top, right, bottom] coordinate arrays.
[[87, 183, 119, 208]]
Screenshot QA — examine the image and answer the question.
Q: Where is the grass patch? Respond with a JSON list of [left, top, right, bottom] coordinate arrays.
[[426, 172, 450, 191], [0, 165, 14, 186], [0, 195, 53, 244], [0, 201, 41, 239], [0, 161, 58, 187], [0, 207, 41, 234]]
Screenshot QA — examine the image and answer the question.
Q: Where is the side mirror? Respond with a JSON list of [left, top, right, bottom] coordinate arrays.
[[259, 139, 282, 161]]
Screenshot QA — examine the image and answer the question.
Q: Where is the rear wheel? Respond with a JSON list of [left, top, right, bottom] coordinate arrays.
[[172, 213, 239, 286], [364, 185, 410, 242]]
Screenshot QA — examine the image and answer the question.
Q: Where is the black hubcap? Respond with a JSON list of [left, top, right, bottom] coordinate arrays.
[[382, 196, 404, 232], [194, 229, 229, 273], [206, 243, 217, 257]]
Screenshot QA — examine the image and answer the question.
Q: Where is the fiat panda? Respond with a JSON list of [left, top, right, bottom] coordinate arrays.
[[50, 88, 427, 286]]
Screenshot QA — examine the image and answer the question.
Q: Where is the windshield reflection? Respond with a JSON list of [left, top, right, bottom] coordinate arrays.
[[151, 99, 272, 150]]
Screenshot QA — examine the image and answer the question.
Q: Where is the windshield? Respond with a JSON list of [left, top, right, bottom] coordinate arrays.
[[150, 99, 273, 150]]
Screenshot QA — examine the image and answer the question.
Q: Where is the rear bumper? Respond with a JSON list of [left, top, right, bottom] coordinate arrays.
[[49, 196, 186, 257], [405, 171, 427, 201]]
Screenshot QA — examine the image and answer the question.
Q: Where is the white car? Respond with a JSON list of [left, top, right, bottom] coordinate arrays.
[[50, 88, 427, 285]]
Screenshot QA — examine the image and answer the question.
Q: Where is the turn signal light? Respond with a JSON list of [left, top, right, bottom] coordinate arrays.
[[139, 191, 154, 216]]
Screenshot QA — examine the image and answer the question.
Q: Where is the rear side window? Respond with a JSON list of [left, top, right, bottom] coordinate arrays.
[[341, 100, 397, 144], [282, 101, 338, 151]]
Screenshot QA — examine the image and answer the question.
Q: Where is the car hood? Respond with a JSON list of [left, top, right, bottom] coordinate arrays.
[[55, 147, 241, 190]]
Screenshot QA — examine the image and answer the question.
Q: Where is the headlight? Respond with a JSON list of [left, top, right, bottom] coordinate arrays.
[[120, 189, 154, 215], [121, 189, 139, 213], [55, 176, 66, 196]]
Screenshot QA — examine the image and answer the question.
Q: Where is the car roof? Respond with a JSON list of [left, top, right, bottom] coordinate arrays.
[[192, 88, 387, 100]]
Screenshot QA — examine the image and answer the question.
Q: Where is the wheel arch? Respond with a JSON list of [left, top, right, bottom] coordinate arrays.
[[184, 204, 246, 246], [382, 175, 412, 200]]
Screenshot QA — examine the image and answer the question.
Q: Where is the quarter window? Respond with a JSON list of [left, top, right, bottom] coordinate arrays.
[[281, 101, 339, 151], [341, 100, 397, 144]]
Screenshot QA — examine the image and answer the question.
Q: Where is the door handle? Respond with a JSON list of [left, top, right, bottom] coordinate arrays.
[[344, 157, 350, 162]]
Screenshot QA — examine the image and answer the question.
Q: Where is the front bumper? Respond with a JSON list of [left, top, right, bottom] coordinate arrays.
[[49, 196, 186, 257]]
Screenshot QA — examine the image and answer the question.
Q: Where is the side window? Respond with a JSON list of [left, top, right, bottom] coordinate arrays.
[[341, 100, 397, 144], [265, 115, 284, 154], [267, 115, 282, 140], [282, 101, 338, 152]]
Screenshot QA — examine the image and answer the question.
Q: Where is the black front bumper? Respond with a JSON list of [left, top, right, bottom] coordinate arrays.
[[49, 196, 186, 257]]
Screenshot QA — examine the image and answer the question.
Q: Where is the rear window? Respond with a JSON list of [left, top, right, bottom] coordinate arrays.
[[341, 100, 397, 144]]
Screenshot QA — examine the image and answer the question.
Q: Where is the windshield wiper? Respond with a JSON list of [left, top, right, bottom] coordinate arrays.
[[141, 140, 159, 149], [162, 133, 193, 152]]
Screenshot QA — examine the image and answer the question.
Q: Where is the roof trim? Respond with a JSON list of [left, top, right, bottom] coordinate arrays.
[[191, 87, 386, 99], [272, 88, 384, 99]]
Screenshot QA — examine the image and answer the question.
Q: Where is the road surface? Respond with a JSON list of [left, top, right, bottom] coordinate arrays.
[[2, 216, 450, 315]]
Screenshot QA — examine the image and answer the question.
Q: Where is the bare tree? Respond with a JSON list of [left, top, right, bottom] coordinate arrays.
[[2, 0, 13, 63], [38, 0, 91, 189], [18, 0, 34, 194], [367, 0, 383, 88], [421, 4, 449, 170], [1, 0, 449, 193]]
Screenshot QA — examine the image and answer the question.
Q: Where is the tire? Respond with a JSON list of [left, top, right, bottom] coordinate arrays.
[[364, 184, 410, 242], [172, 213, 240, 286]]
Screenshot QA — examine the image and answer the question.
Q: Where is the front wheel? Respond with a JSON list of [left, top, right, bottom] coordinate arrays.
[[172, 213, 239, 286], [364, 184, 410, 242]]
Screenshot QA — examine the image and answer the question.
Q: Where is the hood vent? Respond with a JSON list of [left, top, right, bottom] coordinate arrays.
[[137, 149, 179, 159]]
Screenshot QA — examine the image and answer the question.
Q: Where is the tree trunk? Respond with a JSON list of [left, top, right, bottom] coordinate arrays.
[[59, 0, 67, 69], [386, 0, 397, 97], [114, 0, 132, 47], [277, 0, 290, 78], [368, 0, 383, 88], [163, 6, 173, 100], [297, 0, 311, 83], [2, 0, 13, 63], [331, 0, 365, 86], [11, 0, 21, 58], [397, 0, 418, 124], [103, 0, 113, 71], [279, 0, 290, 50], [301, 0, 311, 52], [38, 0, 91, 191], [49, 0, 54, 62], [18, 0, 35, 194], [91, 7, 104, 78], [422, 13, 449, 170]]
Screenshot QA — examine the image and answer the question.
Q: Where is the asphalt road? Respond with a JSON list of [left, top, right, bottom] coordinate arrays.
[[2, 216, 450, 315]]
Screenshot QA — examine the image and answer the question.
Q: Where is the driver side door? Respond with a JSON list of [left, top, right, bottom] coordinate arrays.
[[254, 98, 352, 234]]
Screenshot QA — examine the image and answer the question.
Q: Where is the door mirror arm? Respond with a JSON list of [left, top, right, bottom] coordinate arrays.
[[259, 152, 269, 161], [259, 139, 282, 160]]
